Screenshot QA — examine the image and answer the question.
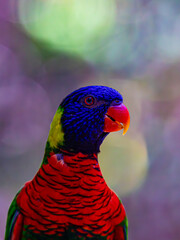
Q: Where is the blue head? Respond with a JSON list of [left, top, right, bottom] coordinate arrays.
[[47, 86, 129, 155]]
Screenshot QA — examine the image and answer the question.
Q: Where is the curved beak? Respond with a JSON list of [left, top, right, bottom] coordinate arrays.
[[104, 103, 130, 135]]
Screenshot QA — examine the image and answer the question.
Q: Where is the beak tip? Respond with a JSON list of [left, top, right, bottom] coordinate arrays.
[[122, 118, 130, 136], [122, 129, 127, 136]]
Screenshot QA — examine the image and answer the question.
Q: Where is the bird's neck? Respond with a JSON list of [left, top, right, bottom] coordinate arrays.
[[59, 151, 99, 169], [42, 141, 99, 165], [43, 149, 100, 171], [36, 150, 107, 195], [39, 142, 108, 191]]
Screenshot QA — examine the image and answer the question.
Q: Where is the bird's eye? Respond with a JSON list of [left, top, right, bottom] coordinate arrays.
[[113, 99, 122, 105], [84, 96, 95, 106]]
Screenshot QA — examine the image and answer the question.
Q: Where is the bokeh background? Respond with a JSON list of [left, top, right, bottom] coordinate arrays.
[[1, 0, 180, 239]]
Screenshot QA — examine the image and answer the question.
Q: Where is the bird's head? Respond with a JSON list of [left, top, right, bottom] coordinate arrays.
[[46, 86, 130, 155]]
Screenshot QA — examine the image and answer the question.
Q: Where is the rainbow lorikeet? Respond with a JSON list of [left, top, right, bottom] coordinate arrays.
[[5, 86, 130, 240]]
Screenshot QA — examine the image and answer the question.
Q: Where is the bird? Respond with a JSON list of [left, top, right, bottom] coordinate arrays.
[[5, 85, 130, 240]]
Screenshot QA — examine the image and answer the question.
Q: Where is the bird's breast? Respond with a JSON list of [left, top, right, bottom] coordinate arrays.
[[17, 153, 125, 239]]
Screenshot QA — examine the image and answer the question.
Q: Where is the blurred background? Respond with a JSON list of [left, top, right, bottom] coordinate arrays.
[[0, 0, 180, 239]]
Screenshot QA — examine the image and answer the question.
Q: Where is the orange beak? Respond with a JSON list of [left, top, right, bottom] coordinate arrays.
[[104, 103, 130, 135]]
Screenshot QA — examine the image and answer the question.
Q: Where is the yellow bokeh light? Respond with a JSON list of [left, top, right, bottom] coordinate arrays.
[[99, 132, 148, 196]]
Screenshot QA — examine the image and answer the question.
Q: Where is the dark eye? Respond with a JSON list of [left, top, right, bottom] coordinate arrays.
[[84, 96, 95, 106], [113, 99, 122, 105]]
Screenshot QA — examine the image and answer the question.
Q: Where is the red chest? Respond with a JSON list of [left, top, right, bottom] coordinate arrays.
[[17, 153, 125, 239]]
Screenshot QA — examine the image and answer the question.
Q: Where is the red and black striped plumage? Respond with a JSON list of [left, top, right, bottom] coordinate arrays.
[[13, 152, 127, 239]]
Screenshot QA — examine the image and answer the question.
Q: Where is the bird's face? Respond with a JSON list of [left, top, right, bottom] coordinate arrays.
[[48, 86, 130, 154]]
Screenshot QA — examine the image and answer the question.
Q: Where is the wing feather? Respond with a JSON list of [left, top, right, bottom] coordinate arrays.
[[5, 193, 23, 240], [114, 217, 128, 240]]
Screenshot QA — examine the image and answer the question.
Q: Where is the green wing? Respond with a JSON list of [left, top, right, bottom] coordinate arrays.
[[5, 191, 23, 240], [114, 217, 128, 240]]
